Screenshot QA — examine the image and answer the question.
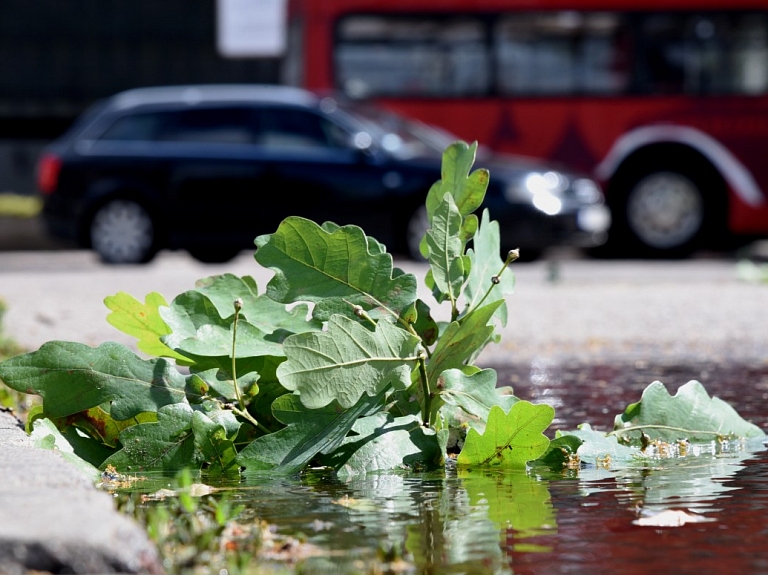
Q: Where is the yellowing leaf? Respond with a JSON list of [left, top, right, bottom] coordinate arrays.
[[105, 291, 190, 362]]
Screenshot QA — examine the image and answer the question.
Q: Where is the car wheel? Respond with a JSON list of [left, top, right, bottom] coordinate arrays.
[[90, 199, 157, 264], [187, 247, 242, 264], [406, 205, 429, 260]]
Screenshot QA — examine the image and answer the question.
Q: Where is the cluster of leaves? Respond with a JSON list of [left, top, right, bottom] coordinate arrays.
[[0, 141, 763, 480], [0, 142, 558, 477]]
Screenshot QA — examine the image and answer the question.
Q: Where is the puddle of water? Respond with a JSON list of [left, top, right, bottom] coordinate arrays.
[[122, 361, 768, 574]]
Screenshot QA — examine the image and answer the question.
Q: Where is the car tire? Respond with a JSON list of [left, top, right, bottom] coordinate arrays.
[[610, 159, 725, 258], [89, 198, 157, 264], [405, 204, 429, 261], [187, 247, 242, 264]]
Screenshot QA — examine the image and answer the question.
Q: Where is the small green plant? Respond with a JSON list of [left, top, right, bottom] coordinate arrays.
[[0, 142, 763, 479], [115, 469, 257, 574], [0, 298, 34, 415]]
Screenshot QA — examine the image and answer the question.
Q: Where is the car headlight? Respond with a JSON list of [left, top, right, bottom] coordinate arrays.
[[573, 178, 603, 203], [505, 170, 567, 216]]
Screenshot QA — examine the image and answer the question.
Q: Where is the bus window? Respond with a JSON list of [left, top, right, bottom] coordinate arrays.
[[494, 12, 630, 95], [335, 16, 490, 98], [636, 12, 768, 95]]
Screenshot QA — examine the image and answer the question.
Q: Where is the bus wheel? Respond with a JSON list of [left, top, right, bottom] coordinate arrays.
[[615, 167, 717, 257]]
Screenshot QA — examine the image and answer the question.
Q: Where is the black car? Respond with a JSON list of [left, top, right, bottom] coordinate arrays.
[[36, 84, 609, 263]]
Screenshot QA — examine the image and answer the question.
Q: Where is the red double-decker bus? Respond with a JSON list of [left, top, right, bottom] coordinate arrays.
[[288, 0, 768, 256]]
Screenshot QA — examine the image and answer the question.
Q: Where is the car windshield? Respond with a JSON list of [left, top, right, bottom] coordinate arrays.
[[336, 101, 456, 159]]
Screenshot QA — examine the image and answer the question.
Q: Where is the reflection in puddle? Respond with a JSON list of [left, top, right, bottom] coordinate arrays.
[[121, 361, 768, 573]]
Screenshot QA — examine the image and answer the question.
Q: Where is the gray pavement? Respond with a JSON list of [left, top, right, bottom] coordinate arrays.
[[0, 411, 162, 574], [0, 244, 767, 573]]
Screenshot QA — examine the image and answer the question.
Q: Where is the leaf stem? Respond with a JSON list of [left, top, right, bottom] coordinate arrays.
[[607, 424, 727, 439], [418, 351, 432, 427], [463, 249, 518, 321], [231, 299, 245, 412], [229, 405, 270, 435]]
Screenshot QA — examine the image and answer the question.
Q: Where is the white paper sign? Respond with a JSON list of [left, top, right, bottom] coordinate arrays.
[[216, 0, 287, 57]]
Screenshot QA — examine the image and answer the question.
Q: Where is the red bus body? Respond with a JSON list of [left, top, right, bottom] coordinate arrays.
[[292, 0, 768, 253]]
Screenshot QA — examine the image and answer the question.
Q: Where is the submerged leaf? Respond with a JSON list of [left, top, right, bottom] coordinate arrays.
[[255, 217, 417, 322], [277, 315, 420, 409], [633, 509, 714, 527], [457, 402, 554, 468], [614, 380, 765, 443], [459, 469, 556, 535], [563, 423, 637, 465], [0, 341, 187, 420]]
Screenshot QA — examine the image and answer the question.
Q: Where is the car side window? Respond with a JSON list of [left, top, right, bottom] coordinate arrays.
[[155, 108, 255, 144], [97, 108, 256, 144], [97, 112, 163, 141], [254, 108, 348, 150]]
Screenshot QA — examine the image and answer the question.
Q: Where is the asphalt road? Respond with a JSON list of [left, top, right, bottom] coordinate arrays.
[[1, 248, 766, 366]]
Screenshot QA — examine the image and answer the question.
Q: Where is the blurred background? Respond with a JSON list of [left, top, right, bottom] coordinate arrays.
[[2, 0, 768, 260]]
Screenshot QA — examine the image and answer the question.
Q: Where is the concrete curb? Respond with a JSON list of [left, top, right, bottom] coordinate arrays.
[[0, 411, 163, 575]]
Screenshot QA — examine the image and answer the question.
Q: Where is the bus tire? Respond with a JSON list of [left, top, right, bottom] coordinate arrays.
[[610, 157, 726, 258]]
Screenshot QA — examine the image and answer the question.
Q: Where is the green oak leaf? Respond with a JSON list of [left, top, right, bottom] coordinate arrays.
[[425, 141, 489, 222], [426, 194, 469, 305], [237, 389, 386, 474], [52, 405, 157, 448], [191, 274, 321, 335], [613, 380, 765, 443], [254, 217, 418, 323], [322, 413, 445, 480], [30, 418, 102, 481], [321, 221, 387, 255], [190, 403, 241, 476], [400, 299, 439, 346], [434, 368, 518, 429], [563, 423, 638, 465], [102, 403, 201, 471], [277, 315, 420, 409], [160, 291, 284, 359], [104, 291, 191, 362], [463, 209, 515, 326], [457, 402, 554, 468], [533, 434, 584, 470], [187, 368, 259, 402], [427, 301, 503, 382], [0, 341, 187, 420]]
